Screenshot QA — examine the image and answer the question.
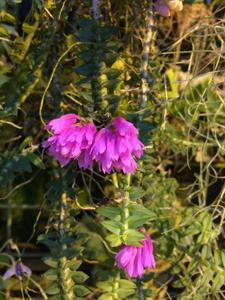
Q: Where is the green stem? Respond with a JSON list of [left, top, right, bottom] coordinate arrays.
[[126, 174, 131, 188], [137, 277, 144, 300], [39, 42, 81, 126], [59, 194, 75, 300], [91, 0, 108, 113], [112, 272, 120, 300], [122, 191, 130, 232], [112, 173, 119, 189], [27, 277, 48, 300]]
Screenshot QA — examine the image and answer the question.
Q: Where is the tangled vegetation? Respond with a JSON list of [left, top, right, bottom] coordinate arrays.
[[0, 0, 225, 299]]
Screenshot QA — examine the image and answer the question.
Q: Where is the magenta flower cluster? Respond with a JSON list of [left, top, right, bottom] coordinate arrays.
[[43, 114, 143, 174], [115, 234, 156, 278]]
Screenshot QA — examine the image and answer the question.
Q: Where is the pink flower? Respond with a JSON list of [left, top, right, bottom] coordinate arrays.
[[115, 234, 155, 278], [43, 114, 97, 168], [3, 261, 31, 280], [155, 0, 183, 17], [45, 113, 78, 134], [155, 0, 170, 17], [91, 116, 143, 174]]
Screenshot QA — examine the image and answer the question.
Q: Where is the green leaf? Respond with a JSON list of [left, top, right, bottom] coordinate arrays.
[[43, 269, 58, 280], [122, 230, 145, 246], [38, 238, 59, 250], [106, 68, 123, 78], [74, 64, 94, 77], [0, 254, 11, 266], [48, 296, 61, 300], [46, 283, 60, 295], [128, 203, 155, 219], [80, 91, 93, 102], [74, 285, 90, 297], [165, 68, 179, 99], [172, 279, 185, 289], [73, 271, 89, 283], [101, 220, 121, 235], [220, 250, 225, 268], [65, 260, 82, 271], [214, 249, 221, 267], [0, 71, 9, 87], [185, 223, 201, 236], [128, 187, 146, 201], [62, 248, 81, 259], [118, 279, 136, 289], [127, 215, 150, 229], [187, 259, 200, 273], [27, 152, 45, 169], [201, 244, 212, 260], [13, 155, 32, 173], [106, 234, 122, 247], [211, 273, 225, 294], [19, 137, 32, 151], [43, 257, 58, 268], [117, 288, 135, 299], [97, 281, 113, 292], [97, 206, 122, 220], [201, 269, 213, 288], [98, 295, 113, 300]]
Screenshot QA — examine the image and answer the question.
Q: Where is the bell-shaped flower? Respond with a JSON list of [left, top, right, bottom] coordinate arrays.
[[3, 261, 31, 280], [43, 114, 97, 169], [91, 116, 143, 174], [115, 234, 155, 278]]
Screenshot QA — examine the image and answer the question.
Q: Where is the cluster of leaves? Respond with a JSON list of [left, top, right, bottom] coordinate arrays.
[[38, 218, 90, 299], [97, 192, 155, 247], [0, 137, 44, 187], [71, 18, 124, 115], [97, 275, 136, 300]]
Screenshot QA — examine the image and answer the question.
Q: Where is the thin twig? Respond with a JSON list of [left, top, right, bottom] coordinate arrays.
[[140, 2, 154, 108]]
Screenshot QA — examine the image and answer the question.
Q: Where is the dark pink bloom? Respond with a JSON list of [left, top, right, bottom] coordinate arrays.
[[155, 0, 170, 17], [3, 261, 31, 280], [115, 234, 155, 278], [43, 114, 97, 168], [155, 0, 183, 17], [91, 116, 143, 174], [45, 113, 78, 134]]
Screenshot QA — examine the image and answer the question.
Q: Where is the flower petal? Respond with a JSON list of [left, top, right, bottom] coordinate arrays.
[[3, 265, 16, 280]]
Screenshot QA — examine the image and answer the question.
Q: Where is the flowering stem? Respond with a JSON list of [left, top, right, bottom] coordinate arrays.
[[136, 277, 144, 300]]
